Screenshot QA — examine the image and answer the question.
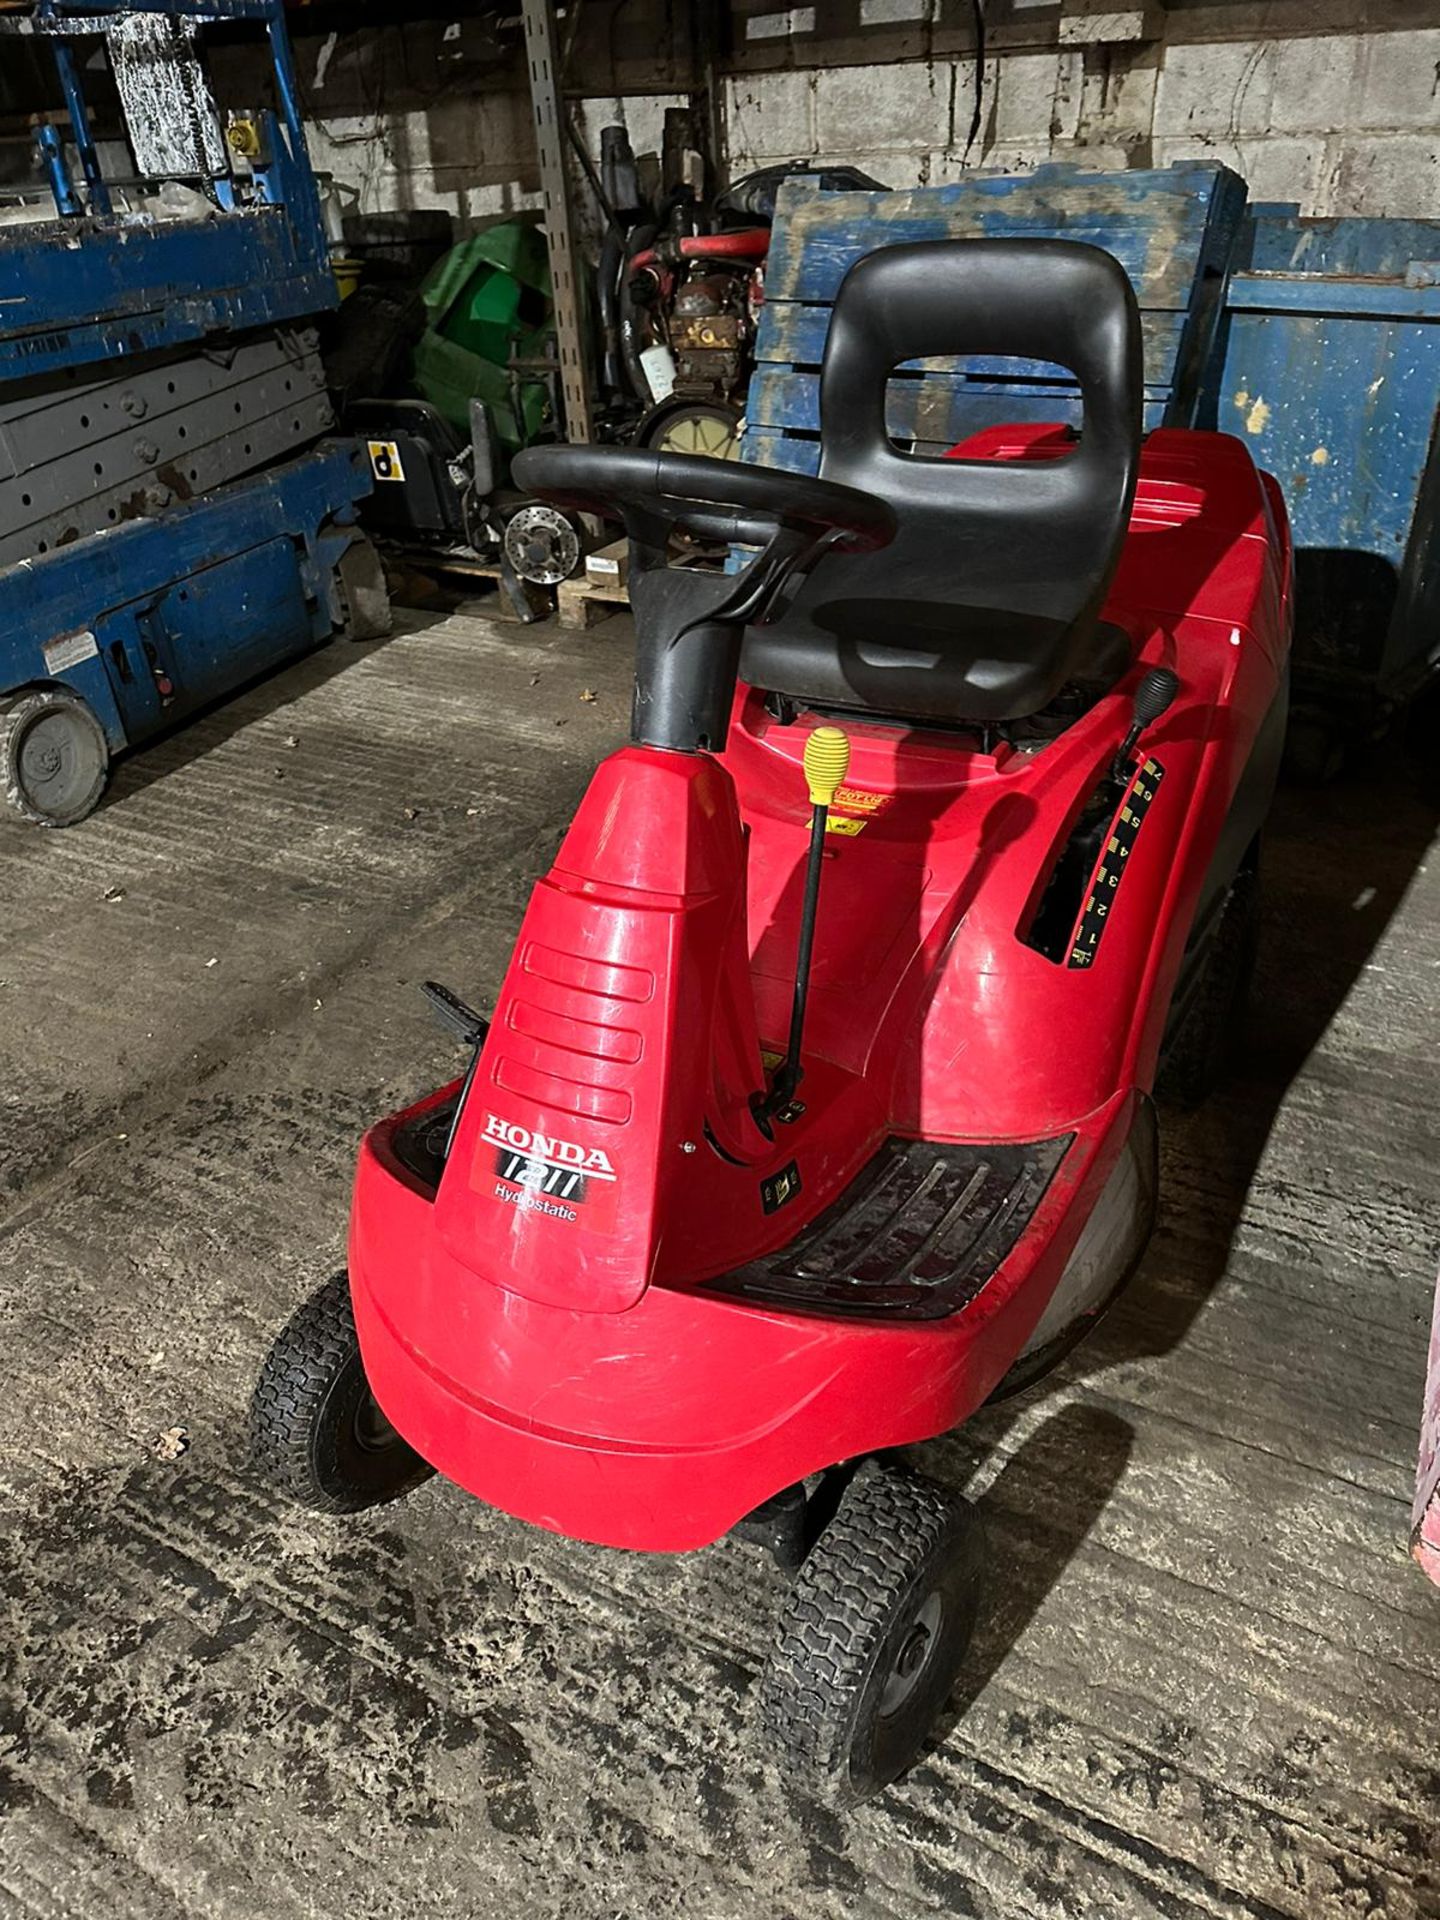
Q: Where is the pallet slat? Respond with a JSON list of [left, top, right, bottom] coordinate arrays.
[[558, 539, 631, 630]]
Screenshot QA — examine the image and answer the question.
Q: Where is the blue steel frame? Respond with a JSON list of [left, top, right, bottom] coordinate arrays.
[[0, 0, 334, 384], [0, 445, 373, 754], [0, 1, 378, 796]]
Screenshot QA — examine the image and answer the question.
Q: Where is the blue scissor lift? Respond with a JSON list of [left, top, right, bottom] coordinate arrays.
[[0, 0, 388, 825]]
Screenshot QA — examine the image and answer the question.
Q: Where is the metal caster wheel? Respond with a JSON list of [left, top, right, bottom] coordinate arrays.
[[760, 1459, 983, 1806], [0, 686, 109, 827], [249, 1273, 434, 1514]]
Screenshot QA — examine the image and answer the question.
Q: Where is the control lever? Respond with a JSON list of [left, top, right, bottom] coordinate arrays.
[[760, 726, 850, 1122], [421, 981, 490, 1162], [1112, 667, 1179, 783], [421, 980, 489, 1050]]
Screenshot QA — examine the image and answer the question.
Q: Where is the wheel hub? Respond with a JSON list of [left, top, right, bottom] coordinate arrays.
[[503, 504, 581, 586], [896, 1622, 930, 1676], [351, 1386, 401, 1453], [879, 1589, 944, 1716], [19, 710, 95, 807]]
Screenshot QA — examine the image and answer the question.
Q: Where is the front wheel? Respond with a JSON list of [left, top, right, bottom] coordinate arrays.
[[249, 1273, 434, 1514], [0, 686, 109, 826], [759, 1460, 984, 1806]]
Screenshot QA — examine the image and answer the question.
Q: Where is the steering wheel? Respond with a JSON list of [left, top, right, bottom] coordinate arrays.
[[511, 445, 896, 558], [511, 444, 896, 756]]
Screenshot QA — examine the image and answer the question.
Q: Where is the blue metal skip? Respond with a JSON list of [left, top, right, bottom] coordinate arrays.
[[742, 161, 1249, 475], [1221, 212, 1440, 713]]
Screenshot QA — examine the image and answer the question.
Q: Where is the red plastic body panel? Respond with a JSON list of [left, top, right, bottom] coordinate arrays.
[[348, 425, 1293, 1552]]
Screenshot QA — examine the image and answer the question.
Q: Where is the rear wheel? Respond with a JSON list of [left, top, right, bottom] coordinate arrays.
[[760, 1460, 983, 1805], [249, 1273, 434, 1514], [1157, 855, 1260, 1109], [336, 534, 393, 641], [0, 687, 109, 826]]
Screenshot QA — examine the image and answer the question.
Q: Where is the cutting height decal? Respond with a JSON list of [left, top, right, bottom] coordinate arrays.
[[1068, 759, 1165, 970]]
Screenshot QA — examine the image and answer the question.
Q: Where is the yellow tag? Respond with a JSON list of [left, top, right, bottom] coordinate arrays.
[[367, 439, 406, 482], [832, 784, 890, 815], [823, 784, 893, 836]]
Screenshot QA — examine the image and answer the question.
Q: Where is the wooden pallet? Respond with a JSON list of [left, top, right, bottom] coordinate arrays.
[[742, 161, 1250, 475], [557, 539, 630, 630], [384, 548, 552, 623]]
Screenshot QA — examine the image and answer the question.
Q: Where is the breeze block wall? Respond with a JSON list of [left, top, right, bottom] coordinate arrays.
[[721, 3, 1440, 219]]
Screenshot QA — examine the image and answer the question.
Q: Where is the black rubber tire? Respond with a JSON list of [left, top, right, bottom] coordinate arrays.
[[760, 1460, 984, 1806], [1156, 859, 1260, 1110], [0, 686, 109, 827], [249, 1273, 434, 1515]]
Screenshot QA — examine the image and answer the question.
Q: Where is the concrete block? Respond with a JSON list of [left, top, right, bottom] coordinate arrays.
[[1152, 133, 1327, 215], [1055, 137, 1148, 173], [934, 55, 999, 161], [1077, 42, 1157, 146], [1330, 133, 1440, 220], [1059, 3, 1164, 47], [1357, 29, 1440, 132], [1267, 34, 1364, 136], [426, 91, 533, 173], [723, 70, 817, 165], [810, 147, 936, 188], [934, 139, 1053, 182], [813, 58, 949, 153], [1155, 40, 1276, 139], [741, 5, 817, 38], [991, 50, 1080, 146]]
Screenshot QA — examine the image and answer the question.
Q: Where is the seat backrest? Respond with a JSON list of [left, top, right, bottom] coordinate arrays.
[[738, 238, 1143, 725]]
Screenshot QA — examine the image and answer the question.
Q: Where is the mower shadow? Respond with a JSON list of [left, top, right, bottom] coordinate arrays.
[[929, 1401, 1136, 1751], [1018, 722, 1438, 1400], [894, 724, 1440, 1749]]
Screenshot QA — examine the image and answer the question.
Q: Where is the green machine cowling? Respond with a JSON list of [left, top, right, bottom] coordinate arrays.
[[411, 216, 556, 459]]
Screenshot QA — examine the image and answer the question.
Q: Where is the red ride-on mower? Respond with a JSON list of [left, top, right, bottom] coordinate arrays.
[[252, 240, 1292, 1804]]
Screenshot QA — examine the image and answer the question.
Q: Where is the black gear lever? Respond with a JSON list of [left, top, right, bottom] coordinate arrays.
[[1112, 667, 1179, 783]]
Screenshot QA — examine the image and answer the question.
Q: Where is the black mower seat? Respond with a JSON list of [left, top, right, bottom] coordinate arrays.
[[739, 239, 1143, 726]]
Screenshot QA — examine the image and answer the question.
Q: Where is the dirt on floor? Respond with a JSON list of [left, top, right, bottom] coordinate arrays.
[[1, 602, 1438, 1920]]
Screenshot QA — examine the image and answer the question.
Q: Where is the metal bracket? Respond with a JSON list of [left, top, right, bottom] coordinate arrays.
[[520, 0, 595, 446]]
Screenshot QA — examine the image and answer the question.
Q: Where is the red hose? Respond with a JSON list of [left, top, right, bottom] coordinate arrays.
[[679, 228, 771, 260], [628, 228, 771, 275]]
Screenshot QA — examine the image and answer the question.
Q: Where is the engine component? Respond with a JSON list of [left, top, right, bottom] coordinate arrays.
[[669, 269, 749, 391]]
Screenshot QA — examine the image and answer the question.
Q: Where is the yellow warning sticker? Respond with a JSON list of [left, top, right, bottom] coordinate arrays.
[[367, 439, 406, 483], [824, 784, 894, 836]]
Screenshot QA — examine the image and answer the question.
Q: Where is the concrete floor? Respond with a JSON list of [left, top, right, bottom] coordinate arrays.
[[1, 601, 1438, 1919]]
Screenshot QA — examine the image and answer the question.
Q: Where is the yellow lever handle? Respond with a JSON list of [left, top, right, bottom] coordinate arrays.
[[803, 725, 851, 809]]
